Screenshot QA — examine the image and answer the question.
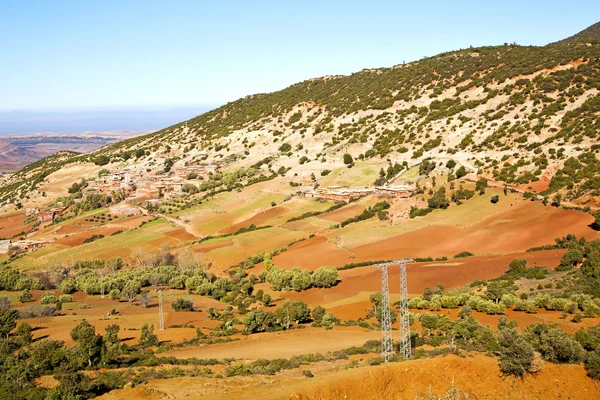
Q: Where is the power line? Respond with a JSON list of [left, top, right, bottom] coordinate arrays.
[[100, 271, 104, 299], [374, 262, 394, 362], [373, 258, 414, 362], [398, 258, 414, 359], [158, 288, 165, 331]]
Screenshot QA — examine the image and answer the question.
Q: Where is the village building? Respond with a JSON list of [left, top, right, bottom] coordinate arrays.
[[9, 239, 47, 254], [38, 210, 55, 224], [375, 184, 416, 198], [172, 164, 220, 180], [25, 208, 39, 217], [297, 186, 375, 202], [0, 239, 10, 254], [109, 204, 141, 217]]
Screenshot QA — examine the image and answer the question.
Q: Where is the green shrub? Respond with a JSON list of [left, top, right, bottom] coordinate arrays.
[[497, 328, 534, 376], [40, 292, 58, 305], [171, 297, 194, 311]]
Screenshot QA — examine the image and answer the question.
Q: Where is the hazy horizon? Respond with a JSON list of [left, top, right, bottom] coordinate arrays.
[[0, 105, 215, 135]]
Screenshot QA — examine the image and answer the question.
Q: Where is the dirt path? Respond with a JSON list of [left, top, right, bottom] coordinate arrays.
[[155, 213, 202, 238]]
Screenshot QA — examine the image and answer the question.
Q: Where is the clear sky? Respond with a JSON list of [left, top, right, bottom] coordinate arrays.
[[1, 0, 599, 111]]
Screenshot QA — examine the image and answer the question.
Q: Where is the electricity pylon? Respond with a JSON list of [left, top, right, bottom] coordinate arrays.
[[374, 262, 394, 362], [398, 258, 414, 359], [100, 271, 105, 298], [158, 288, 165, 330]]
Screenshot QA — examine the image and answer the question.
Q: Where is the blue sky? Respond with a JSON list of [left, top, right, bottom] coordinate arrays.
[[1, 0, 599, 111]]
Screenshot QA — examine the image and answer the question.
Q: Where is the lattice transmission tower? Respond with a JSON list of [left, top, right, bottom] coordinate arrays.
[[100, 271, 105, 298], [158, 288, 165, 330], [398, 258, 414, 359], [374, 262, 394, 362]]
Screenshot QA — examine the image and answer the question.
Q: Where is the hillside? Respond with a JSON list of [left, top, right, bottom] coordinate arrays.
[[2, 22, 600, 400], [554, 21, 600, 44], [3, 23, 600, 209], [0, 139, 38, 172]]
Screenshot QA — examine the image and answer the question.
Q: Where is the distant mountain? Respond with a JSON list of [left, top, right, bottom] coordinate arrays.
[[0, 106, 215, 135], [0, 139, 38, 172], [0, 132, 149, 173], [553, 21, 600, 44]]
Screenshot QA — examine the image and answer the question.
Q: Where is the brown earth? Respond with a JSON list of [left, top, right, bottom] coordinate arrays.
[[0, 212, 31, 238], [292, 353, 600, 400], [219, 206, 290, 234], [316, 203, 365, 223], [278, 250, 567, 321], [270, 200, 600, 271], [161, 327, 381, 361], [53, 227, 125, 247], [162, 228, 197, 242]]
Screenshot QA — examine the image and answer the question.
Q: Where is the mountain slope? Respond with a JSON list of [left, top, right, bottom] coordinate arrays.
[[554, 21, 600, 44], [3, 23, 600, 208]]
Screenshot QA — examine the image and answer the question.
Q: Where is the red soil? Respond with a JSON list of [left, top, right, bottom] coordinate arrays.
[[279, 250, 566, 320], [54, 227, 125, 247], [163, 228, 197, 242], [0, 213, 31, 238], [271, 200, 600, 271], [261, 235, 353, 271], [317, 204, 365, 223]]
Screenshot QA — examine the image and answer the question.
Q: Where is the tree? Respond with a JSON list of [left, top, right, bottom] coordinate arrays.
[[524, 323, 584, 363], [490, 195, 500, 204], [60, 278, 76, 294], [586, 349, 600, 380], [40, 292, 58, 305], [311, 267, 338, 288], [139, 290, 151, 308], [275, 301, 311, 329], [593, 210, 600, 231], [0, 295, 11, 309], [18, 289, 33, 303], [485, 281, 505, 303], [122, 280, 141, 306], [15, 322, 33, 345], [139, 324, 159, 346], [343, 153, 353, 165], [321, 312, 337, 330], [262, 293, 272, 306], [457, 305, 471, 319], [560, 249, 583, 268], [70, 320, 102, 368], [171, 297, 194, 311], [312, 305, 326, 325], [102, 324, 121, 362], [497, 328, 534, 376], [27, 339, 68, 376], [68, 182, 81, 194], [475, 178, 488, 194], [93, 155, 110, 166], [243, 310, 274, 333], [552, 193, 562, 207], [108, 289, 121, 300], [455, 166, 467, 178], [291, 268, 312, 291], [369, 292, 383, 313], [0, 308, 19, 338], [507, 259, 527, 274], [428, 187, 450, 209]]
